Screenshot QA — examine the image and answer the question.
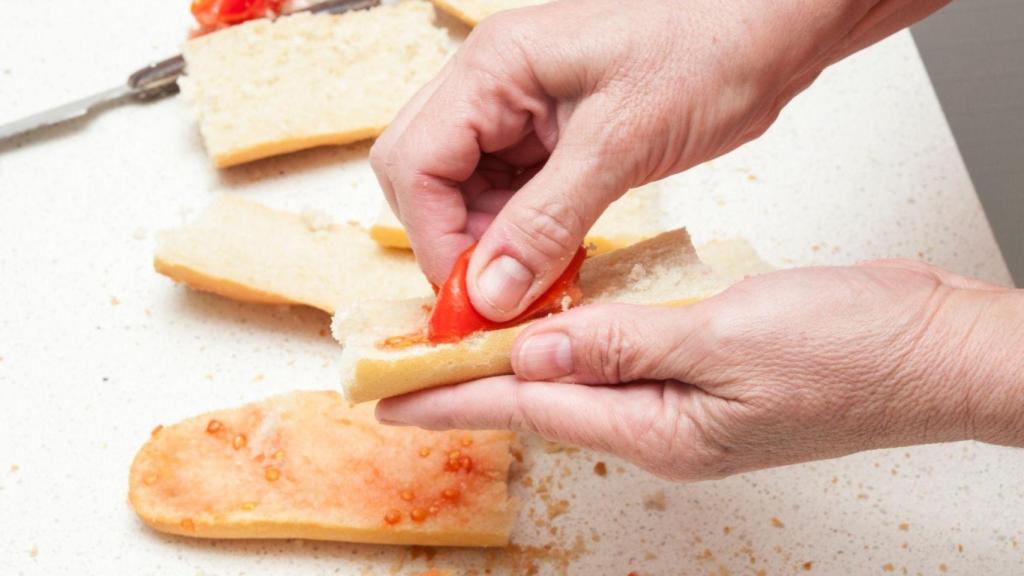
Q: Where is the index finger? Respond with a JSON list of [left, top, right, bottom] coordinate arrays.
[[382, 54, 549, 283]]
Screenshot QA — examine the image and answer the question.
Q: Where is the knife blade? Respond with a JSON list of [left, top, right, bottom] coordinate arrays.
[[0, 0, 381, 142]]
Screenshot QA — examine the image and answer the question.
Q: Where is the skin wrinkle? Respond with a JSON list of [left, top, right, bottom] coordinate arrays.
[[594, 320, 629, 384], [502, 197, 584, 269], [947, 293, 1014, 443], [882, 283, 961, 443], [667, 388, 740, 480], [627, 382, 688, 476]]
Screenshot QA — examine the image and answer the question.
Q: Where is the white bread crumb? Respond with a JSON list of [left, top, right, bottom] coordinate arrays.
[[300, 208, 334, 232]]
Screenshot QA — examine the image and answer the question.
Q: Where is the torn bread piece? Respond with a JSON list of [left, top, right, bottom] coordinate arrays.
[[432, 0, 546, 26], [155, 195, 431, 313], [129, 391, 515, 546], [335, 229, 772, 402], [370, 184, 665, 254], [180, 2, 452, 167]]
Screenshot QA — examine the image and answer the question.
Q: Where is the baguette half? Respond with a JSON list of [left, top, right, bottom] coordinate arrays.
[[335, 229, 771, 402], [154, 195, 431, 313], [129, 391, 515, 546], [180, 2, 451, 167], [369, 185, 665, 255], [431, 0, 546, 26]]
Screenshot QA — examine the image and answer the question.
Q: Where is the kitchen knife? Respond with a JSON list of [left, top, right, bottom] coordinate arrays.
[[0, 0, 381, 141]]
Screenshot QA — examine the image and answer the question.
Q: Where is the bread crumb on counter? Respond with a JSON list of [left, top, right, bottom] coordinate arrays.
[[642, 490, 667, 512]]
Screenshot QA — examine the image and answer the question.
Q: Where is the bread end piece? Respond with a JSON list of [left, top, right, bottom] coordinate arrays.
[[181, 2, 451, 167], [154, 195, 431, 314], [129, 391, 515, 546], [369, 184, 664, 254]]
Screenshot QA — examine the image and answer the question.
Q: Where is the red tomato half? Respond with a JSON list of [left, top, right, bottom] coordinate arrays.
[[428, 245, 587, 344], [191, 0, 285, 33]]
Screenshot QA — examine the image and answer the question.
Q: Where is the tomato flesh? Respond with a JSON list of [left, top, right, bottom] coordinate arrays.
[[427, 245, 587, 344], [191, 0, 286, 33]]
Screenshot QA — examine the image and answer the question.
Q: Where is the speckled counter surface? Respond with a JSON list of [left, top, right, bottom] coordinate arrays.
[[0, 2, 1019, 575]]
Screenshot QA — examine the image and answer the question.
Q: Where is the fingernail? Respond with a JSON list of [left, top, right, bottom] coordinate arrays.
[[516, 333, 574, 380], [376, 417, 407, 427], [375, 405, 408, 427], [476, 255, 534, 314]]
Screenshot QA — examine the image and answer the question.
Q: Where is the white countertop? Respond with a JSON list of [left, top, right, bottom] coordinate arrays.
[[0, 2, 1019, 575]]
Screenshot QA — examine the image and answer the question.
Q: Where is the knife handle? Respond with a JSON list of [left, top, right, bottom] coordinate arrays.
[[127, 55, 186, 100], [309, 0, 382, 14]]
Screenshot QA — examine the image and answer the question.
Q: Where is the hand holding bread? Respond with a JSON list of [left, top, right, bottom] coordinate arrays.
[[378, 260, 1024, 480]]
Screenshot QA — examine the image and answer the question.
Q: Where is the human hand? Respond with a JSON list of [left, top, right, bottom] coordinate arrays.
[[377, 261, 1024, 480], [370, 0, 950, 321]]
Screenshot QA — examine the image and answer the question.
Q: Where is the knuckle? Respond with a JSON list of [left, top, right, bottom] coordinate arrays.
[[469, 12, 526, 53], [459, 14, 533, 93], [580, 315, 648, 383], [506, 199, 584, 265], [695, 297, 747, 358], [368, 140, 388, 173]]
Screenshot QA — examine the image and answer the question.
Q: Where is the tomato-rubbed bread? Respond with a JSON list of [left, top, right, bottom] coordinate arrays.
[[154, 195, 432, 313], [431, 0, 546, 26], [370, 185, 665, 255], [129, 391, 515, 546], [334, 229, 772, 402], [180, 2, 452, 167]]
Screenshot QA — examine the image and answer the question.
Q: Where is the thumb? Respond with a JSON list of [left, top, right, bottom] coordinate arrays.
[[511, 303, 710, 385], [466, 142, 631, 322]]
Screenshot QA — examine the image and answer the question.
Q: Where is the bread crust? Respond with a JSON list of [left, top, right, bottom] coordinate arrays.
[[369, 185, 664, 254], [430, 0, 545, 26], [153, 258, 299, 307], [212, 126, 384, 168], [430, 0, 480, 25]]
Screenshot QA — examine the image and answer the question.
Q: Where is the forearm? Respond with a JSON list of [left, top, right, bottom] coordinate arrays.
[[753, 0, 951, 93], [827, 0, 952, 63], [900, 284, 1024, 447]]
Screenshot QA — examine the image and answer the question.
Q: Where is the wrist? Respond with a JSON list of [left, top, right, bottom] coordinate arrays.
[[880, 285, 1022, 448], [955, 289, 1024, 445]]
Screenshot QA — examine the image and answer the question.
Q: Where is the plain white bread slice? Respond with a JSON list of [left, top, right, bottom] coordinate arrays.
[[154, 195, 432, 313], [335, 229, 772, 402], [129, 390, 515, 546], [431, 0, 546, 26], [180, 2, 451, 167], [370, 185, 665, 255]]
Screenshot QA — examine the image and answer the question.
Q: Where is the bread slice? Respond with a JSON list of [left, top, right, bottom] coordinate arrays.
[[180, 2, 452, 167], [335, 229, 771, 402], [154, 195, 432, 313], [129, 391, 515, 546], [369, 185, 665, 255], [431, 0, 546, 26]]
